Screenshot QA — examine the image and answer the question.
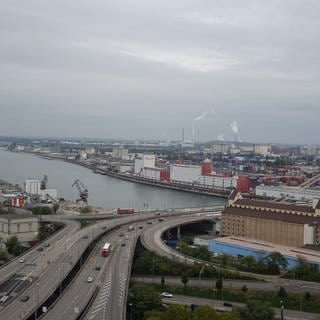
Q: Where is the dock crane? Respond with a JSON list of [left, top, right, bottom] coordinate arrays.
[[72, 179, 88, 204]]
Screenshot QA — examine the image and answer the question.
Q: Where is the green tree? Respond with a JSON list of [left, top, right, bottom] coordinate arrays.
[[265, 252, 288, 274], [238, 300, 275, 320], [215, 278, 223, 291], [181, 274, 189, 289], [241, 285, 248, 294], [128, 284, 162, 320], [144, 310, 164, 320], [0, 250, 7, 261], [165, 305, 192, 320], [304, 292, 311, 301], [161, 276, 165, 288], [6, 236, 19, 254], [192, 305, 218, 320], [278, 286, 288, 300]]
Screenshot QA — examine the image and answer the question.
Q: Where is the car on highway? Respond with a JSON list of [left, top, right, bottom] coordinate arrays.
[[44, 243, 50, 247], [223, 301, 233, 307], [119, 232, 124, 237], [86, 277, 93, 283], [139, 226, 143, 229], [83, 235, 88, 239], [20, 295, 30, 302], [147, 221, 152, 225], [37, 247, 44, 252], [95, 266, 101, 271], [155, 212, 160, 216], [162, 292, 173, 298], [121, 242, 126, 247], [19, 258, 25, 263], [158, 218, 164, 222]]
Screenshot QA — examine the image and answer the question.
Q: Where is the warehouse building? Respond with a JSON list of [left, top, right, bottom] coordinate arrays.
[[0, 213, 39, 246], [221, 190, 320, 247]]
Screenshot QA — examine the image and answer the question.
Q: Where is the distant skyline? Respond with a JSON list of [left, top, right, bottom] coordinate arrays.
[[1, 1, 319, 144]]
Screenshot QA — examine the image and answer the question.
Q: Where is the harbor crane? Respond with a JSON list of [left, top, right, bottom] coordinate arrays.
[[72, 179, 88, 204]]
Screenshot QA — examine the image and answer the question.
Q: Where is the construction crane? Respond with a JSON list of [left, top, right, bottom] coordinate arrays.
[[40, 174, 48, 190], [72, 179, 88, 204]]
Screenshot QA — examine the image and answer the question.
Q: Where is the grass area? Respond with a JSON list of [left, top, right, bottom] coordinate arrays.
[[137, 282, 320, 314]]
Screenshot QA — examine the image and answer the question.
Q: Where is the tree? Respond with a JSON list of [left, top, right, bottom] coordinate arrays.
[[215, 278, 223, 291], [181, 274, 189, 289], [161, 276, 165, 288], [165, 305, 192, 320], [304, 292, 311, 301], [0, 250, 7, 261], [265, 252, 288, 274], [144, 310, 164, 320], [6, 236, 18, 254], [128, 284, 162, 320], [238, 300, 275, 320], [241, 285, 248, 294], [192, 305, 218, 320], [278, 286, 288, 300]]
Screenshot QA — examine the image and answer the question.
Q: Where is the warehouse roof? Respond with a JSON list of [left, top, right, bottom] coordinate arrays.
[[235, 198, 315, 214], [222, 206, 320, 225]]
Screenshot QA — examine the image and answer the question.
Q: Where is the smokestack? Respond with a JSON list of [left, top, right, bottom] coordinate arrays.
[[192, 123, 195, 144]]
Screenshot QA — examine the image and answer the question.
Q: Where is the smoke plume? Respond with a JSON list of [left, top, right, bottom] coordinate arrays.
[[194, 111, 208, 122], [230, 121, 239, 134], [217, 133, 224, 141]]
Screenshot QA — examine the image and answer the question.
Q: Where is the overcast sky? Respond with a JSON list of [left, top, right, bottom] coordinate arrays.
[[0, 1, 319, 144]]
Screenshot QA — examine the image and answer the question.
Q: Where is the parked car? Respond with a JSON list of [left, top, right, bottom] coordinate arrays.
[[20, 295, 30, 302], [19, 258, 25, 263], [86, 277, 93, 283], [162, 292, 173, 298]]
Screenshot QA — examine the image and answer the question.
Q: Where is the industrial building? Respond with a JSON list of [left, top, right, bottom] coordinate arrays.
[[134, 154, 155, 174], [25, 179, 58, 203], [255, 185, 320, 202], [170, 164, 202, 183], [112, 146, 129, 160], [0, 213, 39, 246], [221, 190, 320, 247], [211, 144, 230, 154]]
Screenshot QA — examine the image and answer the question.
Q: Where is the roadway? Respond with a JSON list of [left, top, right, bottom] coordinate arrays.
[[162, 294, 319, 320], [132, 276, 320, 294]]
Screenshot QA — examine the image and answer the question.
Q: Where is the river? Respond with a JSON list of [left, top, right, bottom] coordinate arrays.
[[0, 149, 226, 210]]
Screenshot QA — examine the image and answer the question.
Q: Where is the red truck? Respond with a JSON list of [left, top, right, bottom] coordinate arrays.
[[117, 208, 135, 215]]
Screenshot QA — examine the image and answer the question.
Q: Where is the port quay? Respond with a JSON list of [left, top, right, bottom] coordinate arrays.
[[0, 149, 225, 209]]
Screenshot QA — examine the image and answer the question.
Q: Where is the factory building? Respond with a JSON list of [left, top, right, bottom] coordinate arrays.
[[170, 164, 202, 183], [112, 146, 129, 160], [197, 174, 238, 190], [253, 144, 272, 156], [221, 190, 320, 247], [134, 154, 155, 174], [255, 185, 320, 202], [24, 179, 58, 203], [0, 213, 39, 246], [211, 144, 230, 154]]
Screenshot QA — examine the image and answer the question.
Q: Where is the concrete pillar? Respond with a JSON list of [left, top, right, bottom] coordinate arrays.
[[177, 225, 181, 239]]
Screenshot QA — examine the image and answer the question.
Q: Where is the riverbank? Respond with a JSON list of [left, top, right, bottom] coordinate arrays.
[[60, 158, 230, 198]]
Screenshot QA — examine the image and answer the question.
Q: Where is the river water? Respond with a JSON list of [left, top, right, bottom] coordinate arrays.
[[0, 149, 226, 210]]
